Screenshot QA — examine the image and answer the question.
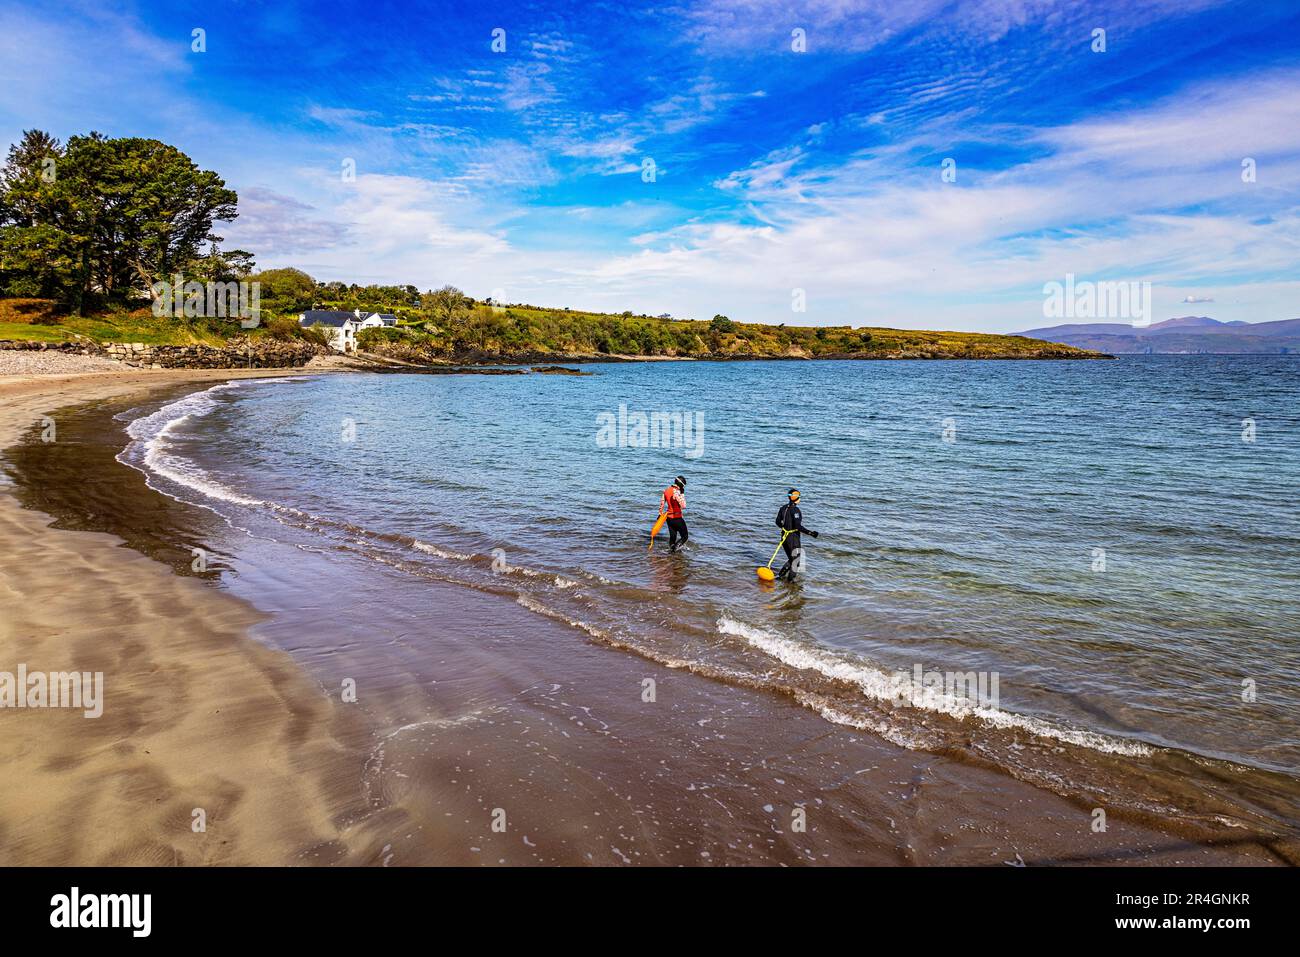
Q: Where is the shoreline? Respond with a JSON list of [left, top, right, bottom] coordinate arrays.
[[0, 368, 383, 864], [0, 367, 1290, 865]]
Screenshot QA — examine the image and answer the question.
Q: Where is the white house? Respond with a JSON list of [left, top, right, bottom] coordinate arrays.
[[354, 308, 399, 329], [298, 310, 361, 353]]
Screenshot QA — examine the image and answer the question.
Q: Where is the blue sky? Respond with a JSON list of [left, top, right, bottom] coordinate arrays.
[[1, 0, 1297, 331]]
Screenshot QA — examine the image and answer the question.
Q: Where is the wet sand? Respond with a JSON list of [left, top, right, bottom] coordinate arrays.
[[0, 370, 373, 864], [0, 369, 1290, 865]]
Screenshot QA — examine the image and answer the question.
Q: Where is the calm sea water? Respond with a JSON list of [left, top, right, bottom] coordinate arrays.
[[119, 357, 1300, 831]]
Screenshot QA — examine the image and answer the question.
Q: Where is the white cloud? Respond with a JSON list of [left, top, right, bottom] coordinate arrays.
[[252, 173, 515, 290], [502, 62, 557, 111], [5, 0, 1291, 332], [225, 188, 349, 257], [682, 0, 1231, 52], [544, 67, 1300, 330], [241, 64, 1300, 329]]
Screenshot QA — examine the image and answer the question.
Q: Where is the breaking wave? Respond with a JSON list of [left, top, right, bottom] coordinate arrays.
[[717, 613, 1155, 757]]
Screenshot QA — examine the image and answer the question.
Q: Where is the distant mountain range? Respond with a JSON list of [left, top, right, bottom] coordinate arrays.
[[1018, 316, 1300, 354]]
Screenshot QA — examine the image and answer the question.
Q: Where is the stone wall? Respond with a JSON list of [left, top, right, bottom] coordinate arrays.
[[0, 339, 102, 355], [0, 336, 323, 369]]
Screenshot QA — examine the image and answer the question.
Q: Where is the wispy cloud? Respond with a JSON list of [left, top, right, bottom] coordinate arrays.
[[576, 64, 1300, 327], [3, 0, 1296, 330], [226, 187, 349, 256]]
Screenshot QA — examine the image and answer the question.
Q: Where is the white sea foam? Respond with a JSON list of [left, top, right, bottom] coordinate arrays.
[[717, 614, 1154, 757], [515, 594, 609, 640], [413, 540, 473, 561], [121, 382, 266, 507], [412, 542, 580, 592], [503, 562, 579, 589]]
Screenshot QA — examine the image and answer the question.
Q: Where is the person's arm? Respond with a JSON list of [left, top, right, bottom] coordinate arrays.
[[775, 505, 786, 528], [796, 510, 818, 537]]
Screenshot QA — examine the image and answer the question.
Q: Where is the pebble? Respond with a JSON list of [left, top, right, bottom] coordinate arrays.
[[0, 351, 122, 375]]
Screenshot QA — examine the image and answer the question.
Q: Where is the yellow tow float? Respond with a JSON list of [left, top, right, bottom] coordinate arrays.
[[756, 529, 791, 581], [648, 512, 667, 550]]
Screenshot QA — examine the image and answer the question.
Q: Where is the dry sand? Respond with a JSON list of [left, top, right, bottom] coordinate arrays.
[[0, 367, 369, 865]]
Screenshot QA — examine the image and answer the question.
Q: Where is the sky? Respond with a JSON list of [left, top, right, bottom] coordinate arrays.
[[0, 0, 1297, 332]]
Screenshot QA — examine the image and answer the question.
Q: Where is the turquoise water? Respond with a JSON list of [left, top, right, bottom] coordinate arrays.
[[120, 357, 1300, 829]]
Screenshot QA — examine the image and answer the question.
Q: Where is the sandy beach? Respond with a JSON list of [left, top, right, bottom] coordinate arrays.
[[0, 365, 382, 864], [0, 361, 1292, 866]]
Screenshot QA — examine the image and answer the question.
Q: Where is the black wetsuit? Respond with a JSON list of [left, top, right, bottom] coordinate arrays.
[[667, 517, 689, 550], [775, 502, 816, 580]]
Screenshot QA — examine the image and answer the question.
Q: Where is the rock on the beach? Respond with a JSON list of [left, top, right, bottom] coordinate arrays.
[[0, 336, 325, 372], [0, 348, 122, 376]]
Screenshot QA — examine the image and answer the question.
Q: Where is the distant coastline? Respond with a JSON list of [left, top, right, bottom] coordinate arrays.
[[0, 295, 1110, 369], [1020, 315, 1300, 355]]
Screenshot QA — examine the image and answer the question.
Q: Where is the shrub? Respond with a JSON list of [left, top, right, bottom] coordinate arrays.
[[266, 314, 329, 346], [0, 297, 61, 325]]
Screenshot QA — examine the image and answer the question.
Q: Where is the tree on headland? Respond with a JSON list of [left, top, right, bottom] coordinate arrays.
[[0, 130, 240, 312], [0, 130, 75, 300], [0, 130, 63, 225], [421, 284, 470, 327], [0, 132, 1104, 361], [194, 242, 256, 283], [250, 267, 316, 312]]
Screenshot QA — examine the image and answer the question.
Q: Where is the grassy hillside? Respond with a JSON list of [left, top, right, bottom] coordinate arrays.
[[0, 298, 327, 348], [359, 303, 1109, 360], [0, 296, 1107, 360]]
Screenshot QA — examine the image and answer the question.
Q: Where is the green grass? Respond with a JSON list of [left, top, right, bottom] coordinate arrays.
[[0, 320, 73, 342], [0, 299, 266, 345], [384, 304, 1105, 359], [0, 296, 1106, 359], [55, 313, 232, 345]]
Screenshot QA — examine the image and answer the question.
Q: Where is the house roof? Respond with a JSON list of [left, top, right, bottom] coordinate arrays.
[[299, 310, 357, 328], [358, 312, 398, 323]]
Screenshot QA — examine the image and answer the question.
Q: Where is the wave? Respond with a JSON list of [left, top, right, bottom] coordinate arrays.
[[119, 382, 1218, 767], [123, 381, 1156, 766], [121, 382, 593, 606], [120, 381, 270, 508], [716, 613, 1155, 757], [412, 540, 474, 562], [93, 368, 1300, 850], [119, 380, 1159, 764], [515, 594, 611, 642]]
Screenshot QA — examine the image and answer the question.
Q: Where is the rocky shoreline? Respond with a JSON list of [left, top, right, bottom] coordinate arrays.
[[0, 335, 1111, 376], [0, 336, 323, 370], [367, 343, 1112, 365]]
